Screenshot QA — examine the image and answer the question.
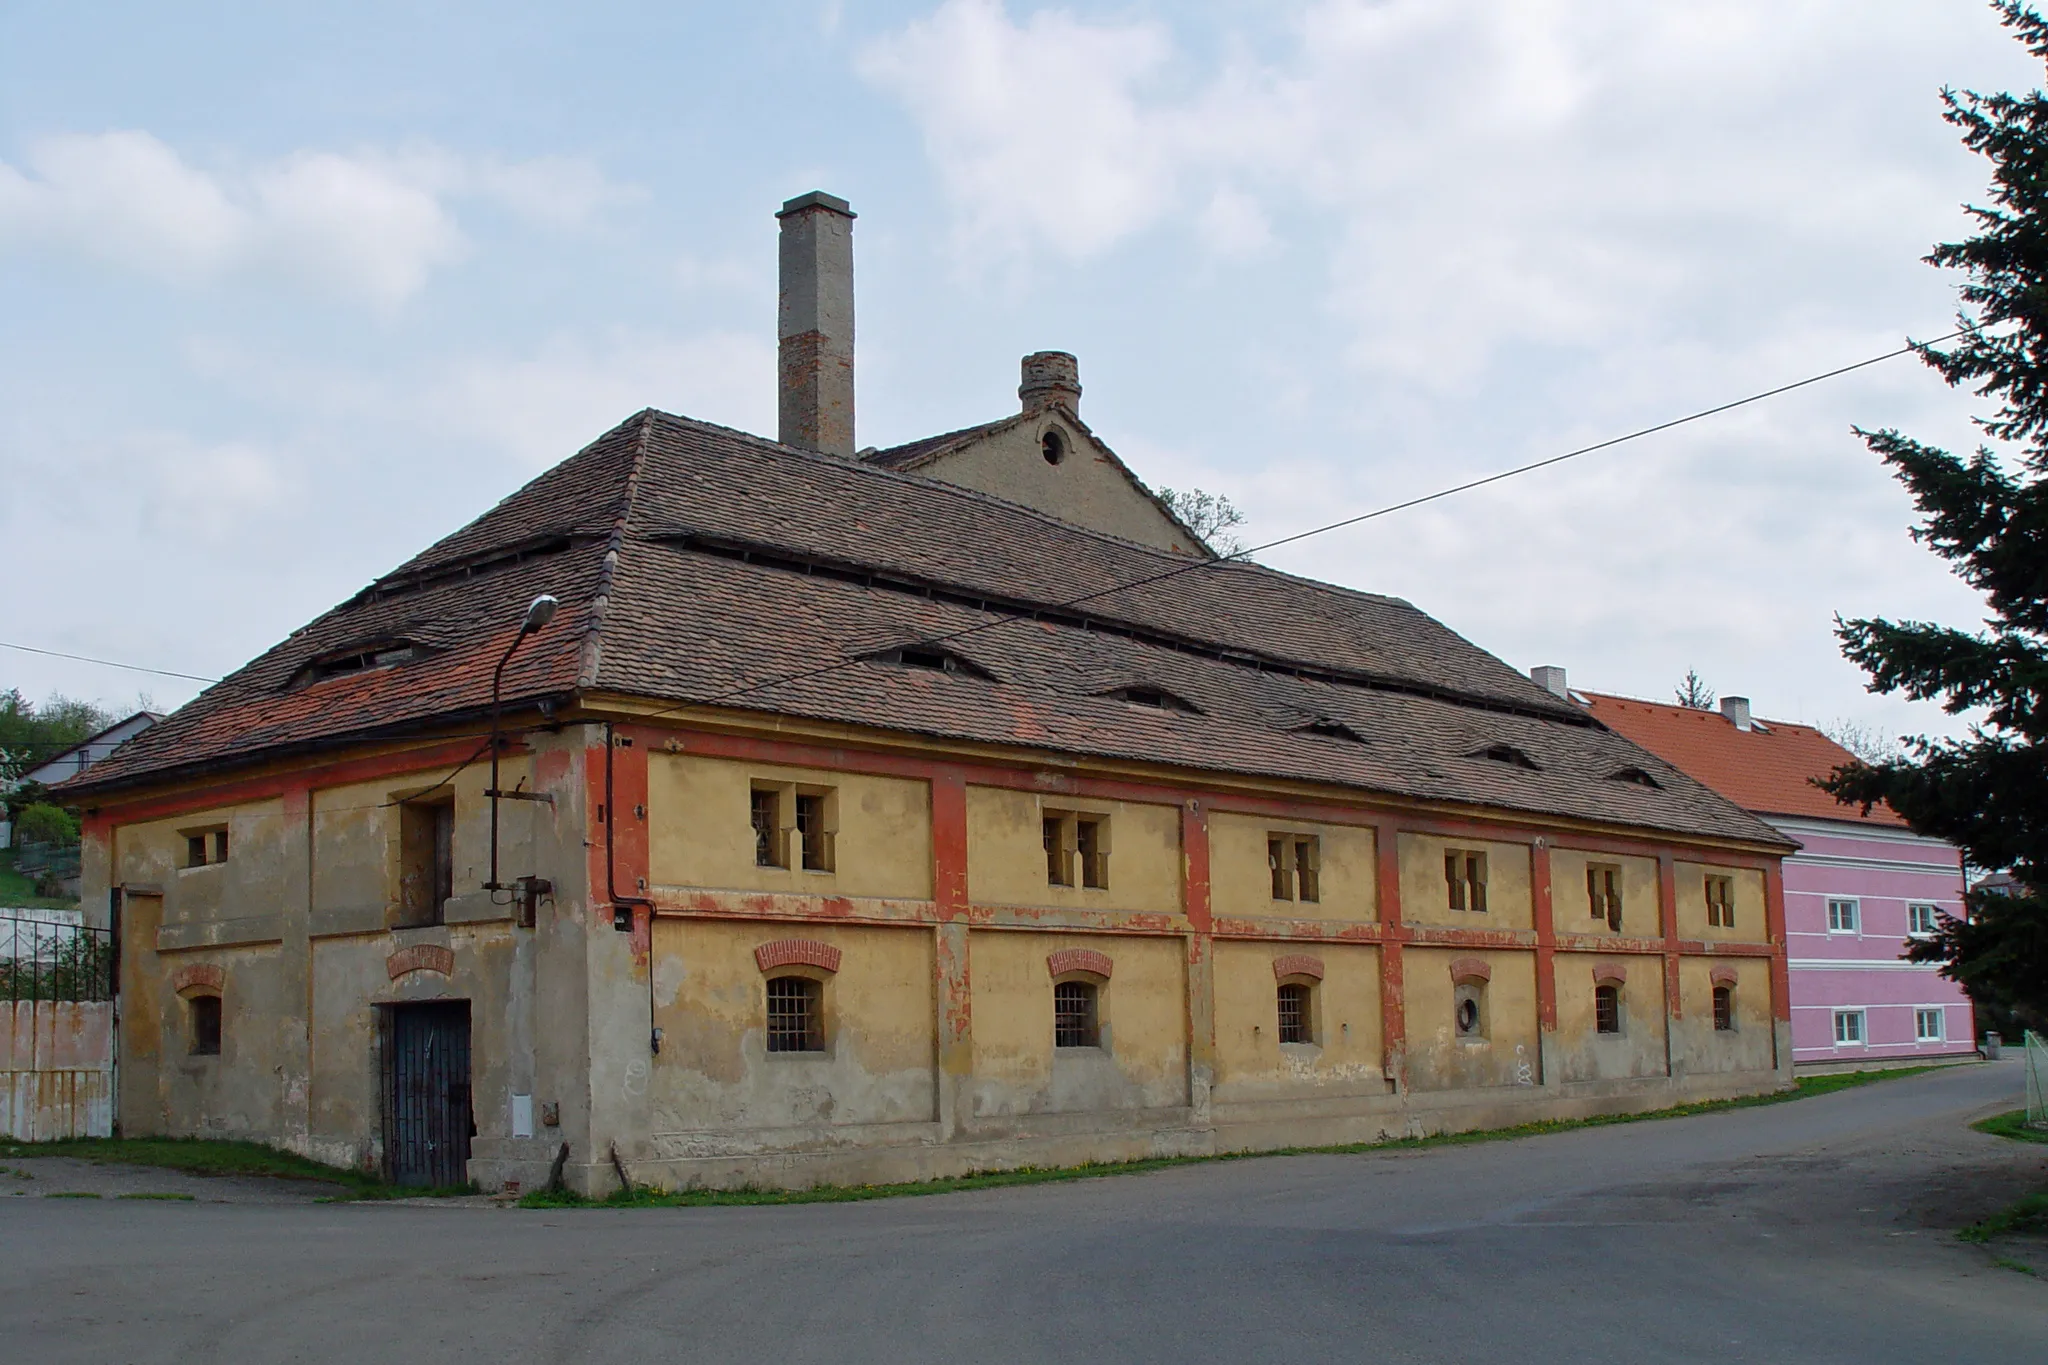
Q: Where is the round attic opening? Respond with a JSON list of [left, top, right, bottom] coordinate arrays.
[[1041, 428, 1067, 465]]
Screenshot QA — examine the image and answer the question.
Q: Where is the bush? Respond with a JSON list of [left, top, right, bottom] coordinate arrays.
[[14, 803, 78, 847]]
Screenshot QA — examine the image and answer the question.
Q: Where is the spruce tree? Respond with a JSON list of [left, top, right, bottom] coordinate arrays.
[[1826, 0, 2048, 1031]]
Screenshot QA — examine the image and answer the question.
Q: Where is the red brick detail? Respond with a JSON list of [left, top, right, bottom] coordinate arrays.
[[1271, 953, 1325, 982], [1591, 960, 1629, 986], [1047, 948, 1113, 980], [171, 963, 223, 996], [386, 944, 454, 980], [1709, 964, 1740, 987], [754, 939, 842, 974], [1448, 956, 1491, 985]]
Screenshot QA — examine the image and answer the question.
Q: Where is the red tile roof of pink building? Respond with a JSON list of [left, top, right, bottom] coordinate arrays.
[[1581, 692, 1904, 827]]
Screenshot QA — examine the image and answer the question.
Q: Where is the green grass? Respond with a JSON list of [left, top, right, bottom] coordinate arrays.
[[44, 1191, 99, 1199], [0, 1136, 473, 1201], [0, 846, 79, 910], [1960, 1191, 2048, 1245], [1973, 1109, 2048, 1144], [1993, 1256, 2039, 1276], [117, 1191, 195, 1201], [520, 1065, 1945, 1210]]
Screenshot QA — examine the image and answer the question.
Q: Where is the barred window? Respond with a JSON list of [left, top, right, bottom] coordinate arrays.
[[1054, 980, 1099, 1048], [189, 995, 222, 1056], [765, 976, 823, 1052], [1712, 985, 1735, 1032], [752, 788, 783, 868], [1595, 984, 1622, 1035], [1706, 875, 1736, 928], [1277, 982, 1313, 1044]]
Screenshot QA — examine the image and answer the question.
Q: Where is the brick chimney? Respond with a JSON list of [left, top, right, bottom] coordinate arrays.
[[777, 191, 856, 455], [1020, 351, 1081, 415]]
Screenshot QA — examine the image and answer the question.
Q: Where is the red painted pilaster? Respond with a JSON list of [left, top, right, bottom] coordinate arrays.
[[1375, 819, 1406, 1090], [1532, 838, 1556, 1033], [930, 772, 973, 1136], [1181, 799, 1216, 1114]]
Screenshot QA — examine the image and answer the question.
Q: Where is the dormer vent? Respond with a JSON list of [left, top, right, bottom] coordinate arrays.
[[1471, 743, 1540, 770], [1297, 718, 1368, 744], [291, 640, 423, 690], [863, 644, 993, 680], [1103, 684, 1200, 714], [1610, 766, 1663, 789]]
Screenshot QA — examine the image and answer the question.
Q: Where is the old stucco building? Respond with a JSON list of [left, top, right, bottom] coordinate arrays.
[[59, 192, 1796, 1193]]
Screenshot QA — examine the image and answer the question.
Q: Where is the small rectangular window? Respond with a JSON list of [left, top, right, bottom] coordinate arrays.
[[765, 976, 824, 1052], [1277, 982, 1313, 1044], [795, 793, 832, 872], [184, 827, 228, 869], [1446, 850, 1487, 913], [1705, 875, 1735, 928], [1077, 818, 1108, 889], [1588, 864, 1622, 931], [1827, 898, 1860, 934], [1833, 1009, 1865, 1045], [1915, 1008, 1945, 1042], [1907, 903, 1939, 937], [186, 834, 207, 869], [189, 995, 222, 1056], [1045, 816, 1072, 887], [752, 788, 784, 868], [1270, 835, 1320, 903], [1054, 979, 1099, 1047], [1712, 985, 1735, 1032]]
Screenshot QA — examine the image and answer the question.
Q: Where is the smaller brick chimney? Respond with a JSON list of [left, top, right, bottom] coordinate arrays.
[[1530, 665, 1569, 700], [1020, 351, 1081, 415]]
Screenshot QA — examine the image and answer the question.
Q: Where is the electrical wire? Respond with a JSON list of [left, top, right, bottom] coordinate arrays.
[[641, 325, 1979, 721], [0, 641, 219, 684]]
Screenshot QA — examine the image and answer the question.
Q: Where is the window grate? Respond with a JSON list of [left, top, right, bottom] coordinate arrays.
[[1054, 979, 1098, 1047], [766, 976, 823, 1052], [189, 995, 222, 1056], [752, 789, 782, 868], [1713, 985, 1734, 1032], [1277, 982, 1312, 1044], [1595, 984, 1622, 1035]]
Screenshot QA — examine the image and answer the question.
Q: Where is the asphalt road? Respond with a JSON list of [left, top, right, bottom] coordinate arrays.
[[4, 1062, 2043, 1364]]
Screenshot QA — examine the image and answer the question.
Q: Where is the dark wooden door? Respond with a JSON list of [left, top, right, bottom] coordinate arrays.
[[384, 1001, 472, 1188]]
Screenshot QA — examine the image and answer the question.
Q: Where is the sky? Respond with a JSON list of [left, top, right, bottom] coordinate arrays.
[[1, 0, 2038, 747]]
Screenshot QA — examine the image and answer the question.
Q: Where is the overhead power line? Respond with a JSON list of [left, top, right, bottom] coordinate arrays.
[[0, 641, 220, 684], [2, 324, 1976, 718], [649, 325, 1976, 719]]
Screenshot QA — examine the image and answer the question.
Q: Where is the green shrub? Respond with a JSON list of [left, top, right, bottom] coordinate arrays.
[[14, 803, 79, 847]]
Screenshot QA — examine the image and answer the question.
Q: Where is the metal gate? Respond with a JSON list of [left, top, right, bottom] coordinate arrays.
[[382, 1001, 472, 1188]]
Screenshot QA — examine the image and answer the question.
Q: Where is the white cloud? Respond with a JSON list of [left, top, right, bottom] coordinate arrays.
[[0, 132, 638, 308]]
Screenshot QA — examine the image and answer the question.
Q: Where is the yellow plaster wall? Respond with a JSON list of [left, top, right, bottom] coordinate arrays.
[[1209, 813, 1375, 922], [965, 786, 1181, 915], [910, 416, 1201, 555], [116, 799, 292, 929], [1674, 863, 1769, 943], [312, 757, 534, 926], [145, 943, 285, 1138], [1552, 951, 1669, 1082], [1676, 957, 1777, 1072], [647, 754, 932, 900], [1403, 946, 1540, 1091], [648, 920, 937, 1133], [1211, 941, 1384, 1099], [1398, 833, 1532, 931], [1549, 849, 1661, 938], [967, 930, 1187, 1116]]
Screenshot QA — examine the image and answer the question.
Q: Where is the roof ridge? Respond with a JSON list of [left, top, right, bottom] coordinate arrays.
[[577, 410, 658, 690]]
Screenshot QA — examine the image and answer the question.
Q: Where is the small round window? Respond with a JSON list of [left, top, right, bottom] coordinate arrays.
[[1455, 996, 1480, 1035], [1041, 429, 1066, 465]]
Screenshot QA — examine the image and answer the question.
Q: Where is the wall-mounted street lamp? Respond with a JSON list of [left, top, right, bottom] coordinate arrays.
[[486, 594, 559, 920]]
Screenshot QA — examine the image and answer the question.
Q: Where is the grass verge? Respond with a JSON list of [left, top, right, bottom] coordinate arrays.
[[0, 846, 79, 911], [1960, 1191, 2048, 1245], [1972, 1109, 2048, 1145], [117, 1192, 196, 1201], [0, 1136, 473, 1201], [521, 1065, 1944, 1210]]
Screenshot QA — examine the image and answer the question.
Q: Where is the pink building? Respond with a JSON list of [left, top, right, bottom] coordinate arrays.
[[1545, 677, 1976, 1069]]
